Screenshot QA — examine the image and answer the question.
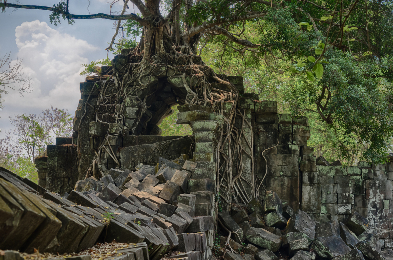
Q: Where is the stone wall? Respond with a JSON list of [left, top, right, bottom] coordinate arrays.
[[37, 52, 393, 253]]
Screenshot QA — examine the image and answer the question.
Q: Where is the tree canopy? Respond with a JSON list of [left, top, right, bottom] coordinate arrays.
[[1, 0, 392, 163]]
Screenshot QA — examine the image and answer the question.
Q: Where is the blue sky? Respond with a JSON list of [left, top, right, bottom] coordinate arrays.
[[0, 0, 139, 137]]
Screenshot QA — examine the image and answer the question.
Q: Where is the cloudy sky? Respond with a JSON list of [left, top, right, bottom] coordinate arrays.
[[0, 0, 139, 138]]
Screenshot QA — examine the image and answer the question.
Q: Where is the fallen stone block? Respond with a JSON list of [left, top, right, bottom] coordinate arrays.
[[0, 179, 46, 250], [286, 210, 316, 240], [98, 183, 122, 202], [356, 241, 384, 260], [46, 205, 89, 254], [255, 249, 278, 260], [186, 216, 215, 232], [340, 222, 359, 248], [164, 227, 179, 247], [128, 195, 143, 207], [282, 204, 294, 220], [159, 157, 182, 170], [158, 202, 176, 217], [152, 216, 173, 229], [264, 211, 286, 229], [105, 219, 145, 243], [0, 169, 37, 194], [247, 198, 263, 214], [249, 211, 264, 228], [285, 232, 312, 254], [315, 220, 340, 238], [169, 214, 189, 233], [311, 235, 351, 259], [137, 205, 157, 217], [171, 170, 191, 192], [67, 190, 99, 208], [156, 166, 177, 184], [243, 243, 258, 255], [139, 174, 160, 191], [0, 188, 20, 245], [43, 191, 74, 207], [232, 208, 248, 224], [143, 199, 159, 212], [334, 248, 365, 260], [63, 206, 105, 251], [245, 227, 281, 252], [121, 188, 141, 202], [219, 211, 243, 242], [290, 250, 316, 260], [100, 175, 114, 187], [176, 210, 193, 225], [20, 193, 62, 253], [159, 181, 181, 203], [114, 171, 130, 187], [346, 212, 368, 236], [86, 193, 113, 209], [123, 178, 140, 190], [113, 194, 134, 206]]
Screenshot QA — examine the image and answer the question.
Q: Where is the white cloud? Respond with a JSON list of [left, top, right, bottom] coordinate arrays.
[[0, 20, 99, 137]]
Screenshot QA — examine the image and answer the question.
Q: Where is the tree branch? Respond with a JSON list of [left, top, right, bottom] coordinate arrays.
[[106, 0, 130, 51], [128, 0, 150, 17], [210, 26, 260, 48], [0, 3, 147, 24], [185, 12, 267, 39]]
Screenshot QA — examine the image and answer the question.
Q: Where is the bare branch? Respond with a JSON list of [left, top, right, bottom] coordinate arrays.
[[210, 26, 260, 48], [0, 3, 147, 24], [107, 0, 131, 51], [185, 12, 267, 39]]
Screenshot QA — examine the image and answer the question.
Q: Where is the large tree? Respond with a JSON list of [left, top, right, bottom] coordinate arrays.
[[1, 0, 392, 162]]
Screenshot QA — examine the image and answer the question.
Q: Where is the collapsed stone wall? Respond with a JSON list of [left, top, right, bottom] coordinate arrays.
[[34, 50, 393, 255]]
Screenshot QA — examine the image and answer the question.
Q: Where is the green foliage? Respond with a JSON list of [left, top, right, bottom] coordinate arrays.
[[0, 155, 38, 183], [49, 1, 74, 26], [200, 2, 393, 164], [80, 58, 112, 76], [159, 105, 192, 136]]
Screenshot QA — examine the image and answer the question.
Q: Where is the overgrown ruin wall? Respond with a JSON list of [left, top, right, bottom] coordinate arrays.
[[34, 52, 393, 252]]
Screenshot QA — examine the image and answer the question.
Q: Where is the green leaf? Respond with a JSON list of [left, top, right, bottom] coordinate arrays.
[[313, 63, 324, 78], [306, 71, 315, 81], [299, 22, 309, 26], [315, 48, 323, 55], [307, 25, 313, 31], [320, 15, 333, 21], [308, 56, 316, 62]]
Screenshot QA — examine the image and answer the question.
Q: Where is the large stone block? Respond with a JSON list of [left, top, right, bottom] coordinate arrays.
[[245, 227, 281, 252], [346, 212, 368, 236], [171, 170, 191, 192], [285, 232, 312, 254], [218, 212, 243, 242], [286, 210, 316, 240], [159, 181, 181, 203], [312, 236, 351, 259], [0, 179, 46, 250]]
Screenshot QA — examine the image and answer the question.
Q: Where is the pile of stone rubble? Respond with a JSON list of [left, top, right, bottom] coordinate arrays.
[[0, 155, 390, 260]]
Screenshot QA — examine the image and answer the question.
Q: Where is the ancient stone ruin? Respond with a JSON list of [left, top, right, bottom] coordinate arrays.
[[1, 49, 393, 259]]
